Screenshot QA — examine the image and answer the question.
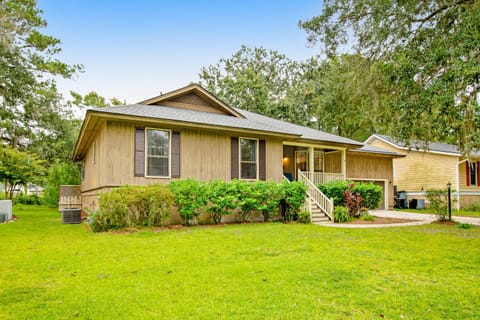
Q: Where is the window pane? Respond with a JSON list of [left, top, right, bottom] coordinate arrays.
[[241, 163, 257, 179], [146, 129, 169, 177], [240, 139, 256, 161], [471, 163, 477, 186], [147, 130, 169, 156], [147, 157, 168, 177]]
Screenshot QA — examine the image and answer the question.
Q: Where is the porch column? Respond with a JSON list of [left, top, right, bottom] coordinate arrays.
[[309, 146, 314, 175], [341, 148, 346, 180]]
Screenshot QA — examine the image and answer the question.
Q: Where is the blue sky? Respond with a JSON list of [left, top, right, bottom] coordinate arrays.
[[38, 0, 322, 103]]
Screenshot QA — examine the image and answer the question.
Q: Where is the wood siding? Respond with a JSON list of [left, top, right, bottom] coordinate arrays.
[[82, 121, 284, 191], [325, 151, 342, 173], [160, 93, 230, 115], [368, 138, 458, 191], [346, 153, 394, 209]]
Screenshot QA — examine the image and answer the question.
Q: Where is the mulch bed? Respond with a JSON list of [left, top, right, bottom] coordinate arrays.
[[345, 217, 420, 224]]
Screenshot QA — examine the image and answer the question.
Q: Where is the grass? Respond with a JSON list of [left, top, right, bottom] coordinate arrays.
[[1, 206, 479, 319], [395, 208, 480, 218]]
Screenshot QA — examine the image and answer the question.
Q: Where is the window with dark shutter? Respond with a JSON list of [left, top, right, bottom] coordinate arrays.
[[134, 128, 145, 177], [231, 137, 239, 179]]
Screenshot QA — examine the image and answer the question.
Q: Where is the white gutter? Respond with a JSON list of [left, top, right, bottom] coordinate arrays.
[[457, 159, 468, 211]]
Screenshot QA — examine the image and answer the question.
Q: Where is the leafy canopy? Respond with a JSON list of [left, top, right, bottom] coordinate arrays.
[[300, 0, 480, 154]]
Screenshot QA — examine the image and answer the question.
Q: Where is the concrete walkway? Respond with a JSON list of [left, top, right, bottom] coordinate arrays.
[[320, 210, 480, 228]]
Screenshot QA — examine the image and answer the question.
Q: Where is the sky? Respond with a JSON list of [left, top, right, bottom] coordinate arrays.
[[38, 0, 323, 104]]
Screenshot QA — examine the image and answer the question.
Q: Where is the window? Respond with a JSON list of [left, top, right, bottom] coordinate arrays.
[[240, 138, 258, 179], [470, 162, 477, 186], [146, 129, 170, 177]]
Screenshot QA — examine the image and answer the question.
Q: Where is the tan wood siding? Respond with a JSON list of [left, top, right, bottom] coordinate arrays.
[[99, 121, 284, 186], [325, 151, 342, 173], [368, 137, 458, 191], [347, 153, 394, 209], [160, 93, 230, 115], [82, 122, 106, 192]]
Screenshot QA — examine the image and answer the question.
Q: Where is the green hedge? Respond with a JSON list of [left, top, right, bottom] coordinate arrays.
[[91, 184, 174, 232], [93, 179, 308, 231], [318, 180, 382, 209]]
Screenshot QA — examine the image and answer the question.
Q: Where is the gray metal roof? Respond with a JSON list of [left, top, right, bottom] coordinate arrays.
[[92, 104, 363, 146], [372, 134, 466, 155]]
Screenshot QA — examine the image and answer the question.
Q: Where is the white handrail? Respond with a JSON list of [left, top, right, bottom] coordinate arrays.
[[301, 171, 345, 185], [298, 169, 334, 221]]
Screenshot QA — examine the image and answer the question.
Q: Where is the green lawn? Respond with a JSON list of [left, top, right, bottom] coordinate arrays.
[[1, 206, 479, 319], [395, 208, 480, 218]]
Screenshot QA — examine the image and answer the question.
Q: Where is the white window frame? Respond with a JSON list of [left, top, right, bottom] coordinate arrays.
[[145, 128, 171, 178], [239, 137, 259, 180]]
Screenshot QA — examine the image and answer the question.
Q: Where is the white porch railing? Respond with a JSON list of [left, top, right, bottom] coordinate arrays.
[[298, 170, 334, 221], [300, 171, 345, 186]]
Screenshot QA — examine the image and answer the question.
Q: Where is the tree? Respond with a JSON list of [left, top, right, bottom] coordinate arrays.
[[199, 45, 312, 125], [70, 91, 125, 108], [0, 146, 45, 199], [0, 0, 82, 149], [309, 54, 391, 141], [43, 161, 81, 206], [300, 0, 480, 155]]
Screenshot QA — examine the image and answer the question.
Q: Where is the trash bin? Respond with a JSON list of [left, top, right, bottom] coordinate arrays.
[[0, 200, 12, 222], [397, 191, 407, 209], [416, 199, 425, 210], [62, 208, 81, 224], [409, 199, 417, 209]]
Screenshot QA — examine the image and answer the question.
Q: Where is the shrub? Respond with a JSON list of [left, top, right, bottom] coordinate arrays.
[[232, 180, 258, 223], [318, 180, 382, 210], [205, 180, 238, 224], [281, 181, 307, 221], [351, 183, 382, 209], [344, 186, 364, 217], [169, 179, 207, 225], [333, 206, 352, 223], [317, 180, 350, 206], [297, 210, 311, 223], [456, 223, 473, 229], [360, 214, 375, 221], [255, 181, 282, 221], [15, 193, 43, 205], [91, 184, 174, 232], [461, 201, 480, 212], [426, 189, 448, 221]]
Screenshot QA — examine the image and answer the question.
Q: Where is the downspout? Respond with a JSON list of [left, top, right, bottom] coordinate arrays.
[[457, 159, 468, 211]]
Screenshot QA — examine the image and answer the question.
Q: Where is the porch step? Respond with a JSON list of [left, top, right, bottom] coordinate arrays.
[[311, 212, 333, 224]]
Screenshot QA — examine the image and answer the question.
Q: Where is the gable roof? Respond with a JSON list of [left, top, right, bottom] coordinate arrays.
[[74, 84, 405, 159], [349, 144, 405, 158], [365, 134, 480, 157], [138, 84, 245, 118]]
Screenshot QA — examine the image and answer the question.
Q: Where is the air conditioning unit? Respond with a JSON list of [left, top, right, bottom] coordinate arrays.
[[0, 200, 12, 222]]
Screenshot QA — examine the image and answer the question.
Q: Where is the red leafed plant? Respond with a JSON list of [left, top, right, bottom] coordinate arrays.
[[343, 183, 364, 217]]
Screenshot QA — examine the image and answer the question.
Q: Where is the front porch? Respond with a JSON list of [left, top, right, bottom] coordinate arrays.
[[282, 142, 346, 184], [282, 142, 347, 224]]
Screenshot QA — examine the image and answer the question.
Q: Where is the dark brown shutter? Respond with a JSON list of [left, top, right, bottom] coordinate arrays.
[[231, 137, 239, 179], [171, 131, 181, 178], [259, 139, 266, 180], [134, 127, 145, 177], [466, 161, 470, 186]]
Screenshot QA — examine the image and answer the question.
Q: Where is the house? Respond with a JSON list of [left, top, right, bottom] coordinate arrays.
[[365, 134, 480, 210], [73, 84, 402, 222]]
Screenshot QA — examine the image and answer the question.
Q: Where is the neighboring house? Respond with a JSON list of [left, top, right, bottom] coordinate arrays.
[[73, 84, 402, 222], [365, 134, 480, 210]]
